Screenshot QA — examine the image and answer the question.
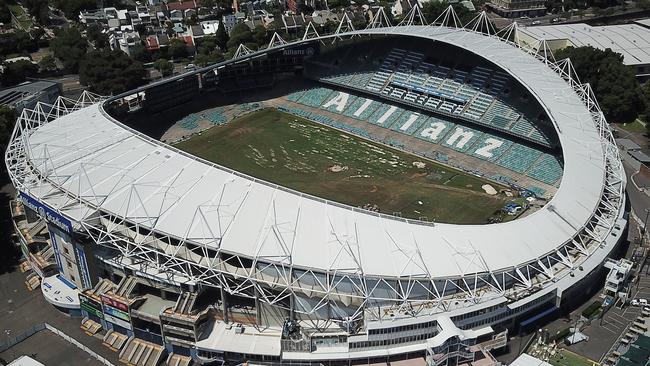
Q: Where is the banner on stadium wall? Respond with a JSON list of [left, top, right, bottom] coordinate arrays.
[[281, 43, 319, 57], [101, 295, 132, 330], [79, 294, 104, 319], [17, 191, 72, 234], [74, 245, 92, 289], [48, 225, 68, 275]]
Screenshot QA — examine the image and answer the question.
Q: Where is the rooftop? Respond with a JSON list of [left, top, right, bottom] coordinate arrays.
[[518, 23, 650, 66]]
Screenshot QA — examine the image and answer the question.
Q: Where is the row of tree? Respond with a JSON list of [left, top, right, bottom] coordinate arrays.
[[44, 27, 147, 95], [554, 46, 648, 123]]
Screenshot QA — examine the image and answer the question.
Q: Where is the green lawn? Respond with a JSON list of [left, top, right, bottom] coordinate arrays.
[[620, 119, 647, 133], [174, 108, 512, 224], [548, 349, 597, 366], [8, 4, 33, 29], [8, 4, 25, 15]]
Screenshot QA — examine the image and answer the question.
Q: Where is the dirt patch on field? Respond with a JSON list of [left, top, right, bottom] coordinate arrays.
[[228, 127, 256, 138], [410, 172, 428, 179], [328, 164, 349, 172]]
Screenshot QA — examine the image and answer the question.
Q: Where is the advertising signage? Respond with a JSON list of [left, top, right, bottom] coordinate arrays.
[[101, 295, 128, 312], [79, 294, 104, 319], [101, 295, 132, 330], [282, 45, 318, 57], [17, 191, 72, 234]]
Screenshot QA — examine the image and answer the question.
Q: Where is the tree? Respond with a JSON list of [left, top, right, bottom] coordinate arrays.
[[50, 27, 87, 72], [327, 0, 350, 8], [79, 49, 146, 95], [23, 0, 49, 25], [86, 23, 109, 49], [422, 0, 448, 23], [38, 54, 57, 72], [555, 46, 644, 123], [154, 58, 173, 77], [53, 0, 97, 20], [169, 38, 188, 59], [0, 60, 38, 86], [196, 35, 218, 55], [252, 25, 267, 47], [185, 14, 198, 26], [130, 44, 151, 63], [227, 23, 254, 50], [422, 1, 476, 24], [199, 0, 215, 8], [0, 106, 16, 153], [195, 50, 224, 66], [215, 20, 229, 51], [0, 30, 39, 56], [0, 0, 13, 24], [165, 22, 175, 38]]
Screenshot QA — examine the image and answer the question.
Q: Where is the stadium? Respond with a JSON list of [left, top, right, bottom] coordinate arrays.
[[5, 7, 629, 366]]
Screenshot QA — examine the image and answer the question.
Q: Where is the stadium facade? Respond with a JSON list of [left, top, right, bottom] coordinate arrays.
[[5, 8, 628, 366]]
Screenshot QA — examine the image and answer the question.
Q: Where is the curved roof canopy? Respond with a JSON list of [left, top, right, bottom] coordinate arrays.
[[23, 26, 605, 279]]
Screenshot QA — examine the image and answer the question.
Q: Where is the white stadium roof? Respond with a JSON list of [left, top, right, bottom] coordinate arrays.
[[517, 23, 650, 66], [20, 26, 609, 279]]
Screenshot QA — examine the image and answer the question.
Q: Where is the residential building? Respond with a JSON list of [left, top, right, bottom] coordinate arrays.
[[109, 30, 142, 56], [281, 14, 306, 33], [222, 14, 239, 34], [487, 0, 546, 18]]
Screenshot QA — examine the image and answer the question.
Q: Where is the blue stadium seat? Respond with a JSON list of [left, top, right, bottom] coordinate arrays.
[[413, 116, 456, 144], [286, 90, 306, 102], [496, 144, 542, 174], [390, 111, 428, 135], [342, 97, 380, 121], [368, 103, 403, 127], [526, 153, 563, 185], [297, 87, 336, 107], [284, 84, 561, 186], [440, 124, 483, 153], [469, 134, 513, 162]]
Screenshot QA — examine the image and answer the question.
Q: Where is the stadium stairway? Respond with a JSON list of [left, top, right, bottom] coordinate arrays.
[[103, 329, 129, 352], [166, 353, 192, 366], [119, 337, 166, 366]]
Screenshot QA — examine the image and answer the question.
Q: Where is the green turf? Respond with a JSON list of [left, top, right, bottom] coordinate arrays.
[[548, 349, 597, 366], [620, 119, 647, 133], [8, 4, 33, 29], [174, 108, 511, 224]]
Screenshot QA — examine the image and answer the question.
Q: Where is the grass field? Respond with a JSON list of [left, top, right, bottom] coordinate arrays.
[[619, 119, 647, 133], [8, 4, 33, 29], [174, 108, 512, 224], [548, 349, 597, 366]]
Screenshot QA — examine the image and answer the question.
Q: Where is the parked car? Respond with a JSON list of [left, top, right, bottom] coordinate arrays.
[[532, 20, 542, 25], [631, 298, 648, 306]]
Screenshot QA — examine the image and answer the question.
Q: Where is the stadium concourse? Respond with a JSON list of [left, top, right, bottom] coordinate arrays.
[[5, 7, 627, 366]]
